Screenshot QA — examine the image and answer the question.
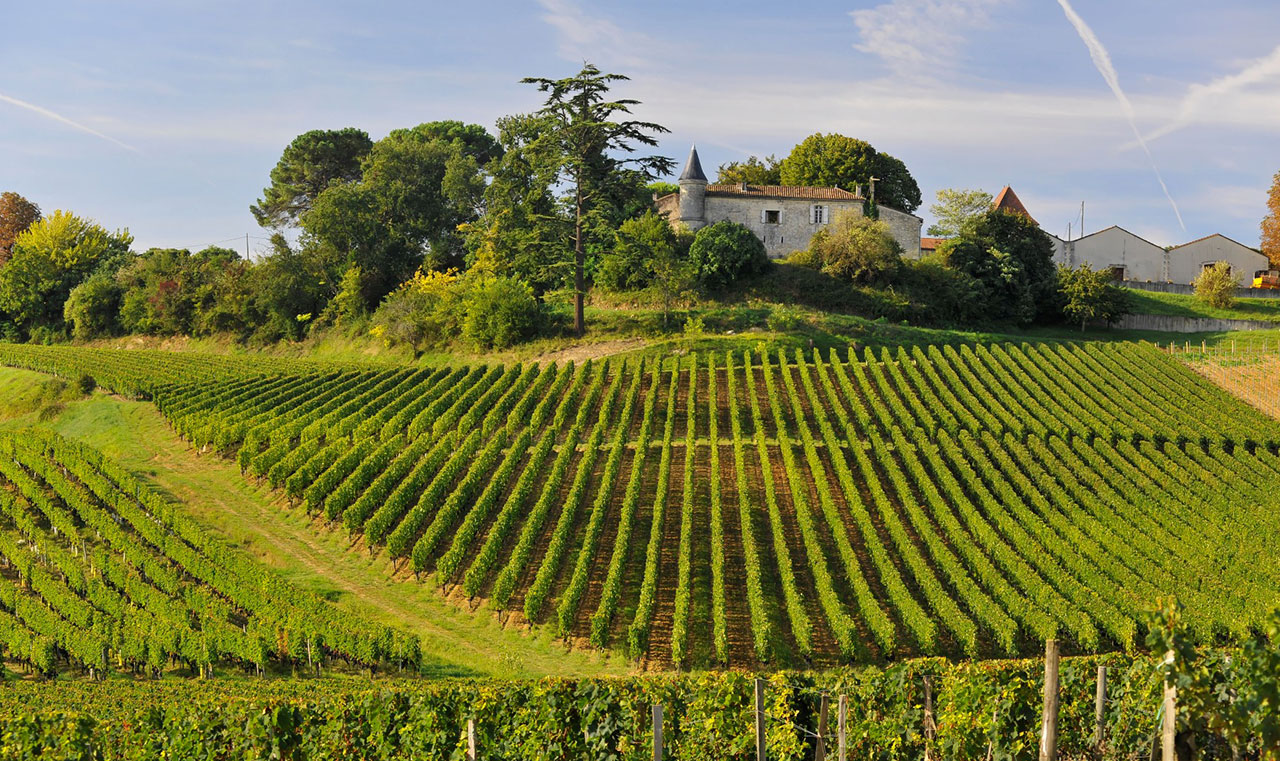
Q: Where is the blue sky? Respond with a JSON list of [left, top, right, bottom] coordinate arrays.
[[2, 0, 1278, 253]]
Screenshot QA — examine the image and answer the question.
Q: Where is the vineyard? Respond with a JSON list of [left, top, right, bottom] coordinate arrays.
[[3, 341, 1280, 669], [0, 429, 418, 676]]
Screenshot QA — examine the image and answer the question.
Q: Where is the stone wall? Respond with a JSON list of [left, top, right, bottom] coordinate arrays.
[[1113, 313, 1278, 333], [877, 206, 923, 259], [1122, 280, 1280, 299], [702, 195, 863, 258]]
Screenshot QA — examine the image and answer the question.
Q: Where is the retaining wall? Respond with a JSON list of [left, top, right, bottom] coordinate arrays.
[[1114, 313, 1278, 333]]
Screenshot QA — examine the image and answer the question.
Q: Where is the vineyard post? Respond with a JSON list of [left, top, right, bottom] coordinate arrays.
[[815, 691, 829, 761], [467, 719, 476, 761], [838, 694, 847, 761], [1162, 658, 1177, 761], [1039, 639, 1060, 761], [755, 678, 766, 761], [652, 703, 663, 761], [923, 675, 935, 761], [1094, 665, 1107, 750]]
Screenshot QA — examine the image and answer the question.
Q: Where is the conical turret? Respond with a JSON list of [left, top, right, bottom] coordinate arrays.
[[677, 145, 707, 229]]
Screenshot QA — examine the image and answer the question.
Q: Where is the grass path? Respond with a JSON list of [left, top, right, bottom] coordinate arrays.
[[0, 367, 627, 679]]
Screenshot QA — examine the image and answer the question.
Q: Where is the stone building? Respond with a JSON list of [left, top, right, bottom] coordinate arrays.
[[656, 146, 922, 258], [1167, 234, 1268, 284]]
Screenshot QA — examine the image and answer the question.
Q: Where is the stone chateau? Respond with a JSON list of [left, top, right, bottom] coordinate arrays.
[[655, 146, 923, 259]]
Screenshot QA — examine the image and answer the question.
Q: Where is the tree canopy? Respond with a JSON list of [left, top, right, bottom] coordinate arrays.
[[715, 155, 782, 186], [941, 209, 1056, 325], [251, 128, 373, 229], [927, 188, 992, 237], [1263, 169, 1280, 268], [0, 191, 41, 266], [806, 212, 902, 285], [1057, 263, 1131, 331], [778, 134, 921, 212], [0, 210, 132, 335]]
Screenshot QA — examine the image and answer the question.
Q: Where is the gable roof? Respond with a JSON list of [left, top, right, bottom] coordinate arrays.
[[1072, 225, 1163, 248], [1168, 232, 1262, 253], [992, 186, 1038, 226], [705, 184, 863, 200], [678, 145, 707, 182], [920, 237, 947, 250]]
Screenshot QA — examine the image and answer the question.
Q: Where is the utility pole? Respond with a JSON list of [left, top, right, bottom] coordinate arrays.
[[245, 233, 250, 259], [1081, 201, 1086, 237]]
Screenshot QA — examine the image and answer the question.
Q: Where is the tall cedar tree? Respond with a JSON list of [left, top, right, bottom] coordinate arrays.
[[521, 64, 673, 335], [1263, 170, 1280, 268]]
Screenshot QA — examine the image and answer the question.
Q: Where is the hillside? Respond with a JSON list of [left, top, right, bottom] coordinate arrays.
[[4, 341, 1280, 670]]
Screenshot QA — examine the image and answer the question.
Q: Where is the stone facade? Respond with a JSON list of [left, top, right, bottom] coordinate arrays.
[[1167, 234, 1268, 285], [658, 146, 923, 259]]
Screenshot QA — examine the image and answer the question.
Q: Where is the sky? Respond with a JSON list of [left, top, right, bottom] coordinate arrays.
[[2, 0, 1279, 253]]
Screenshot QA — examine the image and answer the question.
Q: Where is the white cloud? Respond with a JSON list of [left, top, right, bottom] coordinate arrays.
[[849, 0, 1008, 77], [1136, 45, 1280, 146], [536, 0, 655, 69]]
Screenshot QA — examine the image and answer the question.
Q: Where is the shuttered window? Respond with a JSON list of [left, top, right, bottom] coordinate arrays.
[[811, 204, 828, 224]]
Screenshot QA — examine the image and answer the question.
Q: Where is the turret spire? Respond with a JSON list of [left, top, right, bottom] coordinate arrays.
[[679, 145, 707, 182]]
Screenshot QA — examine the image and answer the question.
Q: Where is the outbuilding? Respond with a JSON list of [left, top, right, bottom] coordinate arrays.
[[1166, 234, 1268, 284]]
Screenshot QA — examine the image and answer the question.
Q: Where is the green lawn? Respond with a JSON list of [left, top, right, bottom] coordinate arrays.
[[1126, 289, 1280, 323], [0, 366, 628, 679]]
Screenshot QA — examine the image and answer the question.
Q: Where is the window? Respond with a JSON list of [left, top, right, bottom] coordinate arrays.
[[762, 209, 781, 225], [811, 204, 828, 224]]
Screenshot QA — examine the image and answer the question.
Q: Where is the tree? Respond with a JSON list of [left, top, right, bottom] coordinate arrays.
[[302, 122, 495, 306], [597, 210, 675, 292], [806, 212, 902, 285], [251, 128, 373, 228], [63, 270, 122, 340], [521, 63, 673, 335], [1194, 261, 1240, 309], [462, 274, 542, 349], [0, 192, 41, 265], [1263, 170, 1280, 268], [688, 221, 769, 291], [941, 209, 1057, 325], [778, 134, 921, 212], [1057, 263, 1132, 331], [715, 155, 782, 185], [0, 210, 132, 334], [927, 188, 992, 237]]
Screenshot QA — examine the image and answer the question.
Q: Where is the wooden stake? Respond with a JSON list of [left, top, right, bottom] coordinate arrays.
[[653, 703, 663, 761], [838, 694, 848, 761], [755, 678, 766, 761], [467, 718, 477, 761], [1039, 639, 1060, 761], [815, 691, 829, 761], [1162, 672, 1177, 761], [1094, 665, 1107, 750], [923, 676, 936, 761]]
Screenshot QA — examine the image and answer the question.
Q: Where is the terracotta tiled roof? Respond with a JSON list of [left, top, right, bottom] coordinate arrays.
[[705, 184, 863, 200], [992, 186, 1038, 226], [920, 237, 947, 250]]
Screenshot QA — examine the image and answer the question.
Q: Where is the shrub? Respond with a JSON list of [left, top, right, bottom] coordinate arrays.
[[807, 212, 901, 284], [784, 247, 823, 270], [688, 221, 769, 290], [369, 269, 464, 353], [596, 211, 675, 292], [1194, 261, 1240, 309], [75, 374, 97, 396], [62, 270, 122, 341], [1057, 263, 1132, 331], [463, 275, 542, 349]]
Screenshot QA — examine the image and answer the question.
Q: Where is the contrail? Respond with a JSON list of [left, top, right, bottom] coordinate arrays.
[[0, 92, 139, 153], [1055, 0, 1185, 231], [1141, 45, 1280, 146]]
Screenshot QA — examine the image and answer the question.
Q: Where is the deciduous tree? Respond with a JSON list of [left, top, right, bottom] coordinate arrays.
[[0, 192, 41, 266], [1057, 263, 1131, 331], [1263, 170, 1280, 268], [715, 155, 782, 185], [807, 212, 902, 285], [778, 134, 921, 212], [927, 188, 992, 237], [521, 63, 673, 334], [1193, 261, 1240, 309], [941, 209, 1056, 324]]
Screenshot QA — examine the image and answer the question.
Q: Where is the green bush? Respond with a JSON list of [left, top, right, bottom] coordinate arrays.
[[463, 275, 542, 349], [688, 220, 770, 290], [1193, 261, 1240, 309], [597, 211, 676, 292], [62, 270, 122, 341], [807, 212, 902, 284]]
